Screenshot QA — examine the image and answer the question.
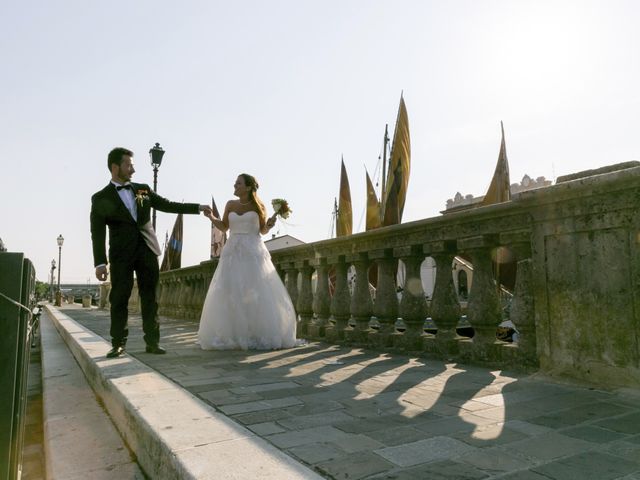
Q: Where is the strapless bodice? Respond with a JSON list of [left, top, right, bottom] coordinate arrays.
[[229, 210, 260, 235]]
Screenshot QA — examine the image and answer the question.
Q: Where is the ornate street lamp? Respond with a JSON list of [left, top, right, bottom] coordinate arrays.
[[149, 142, 165, 230], [56, 234, 64, 305]]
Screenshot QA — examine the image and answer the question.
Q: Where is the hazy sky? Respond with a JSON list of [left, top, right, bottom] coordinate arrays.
[[1, 0, 638, 284]]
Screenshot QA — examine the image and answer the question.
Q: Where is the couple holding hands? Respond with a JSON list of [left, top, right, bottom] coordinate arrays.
[[90, 147, 298, 359]]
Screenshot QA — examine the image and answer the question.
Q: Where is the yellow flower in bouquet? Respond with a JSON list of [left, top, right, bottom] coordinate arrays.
[[271, 198, 292, 219]]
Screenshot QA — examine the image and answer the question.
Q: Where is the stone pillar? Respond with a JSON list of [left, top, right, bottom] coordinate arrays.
[[369, 249, 398, 347], [283, 263, 299, 314], [327, 255, 351, 341], [460, 236, 501, 347], [508, 238, 536, 357], [396, 246, 427, 350], [310, 257, 330, 337], [296, 261, 314, 336], [428, 241, 462, 347], [99, 282, 111, 309], [347, 252, 373, 342]]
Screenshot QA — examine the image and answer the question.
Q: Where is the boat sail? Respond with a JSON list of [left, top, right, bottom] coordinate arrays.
[[367, 93, 411, 231]]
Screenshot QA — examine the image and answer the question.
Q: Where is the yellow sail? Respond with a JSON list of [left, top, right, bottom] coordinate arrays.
[[383, 94, 410, 226], [336, 158, 353, 237], [365, 170, 381, 231], [482, 121, 511, 205]]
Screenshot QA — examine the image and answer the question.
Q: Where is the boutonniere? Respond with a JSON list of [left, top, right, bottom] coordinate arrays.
[[135, 189, 150, 207]]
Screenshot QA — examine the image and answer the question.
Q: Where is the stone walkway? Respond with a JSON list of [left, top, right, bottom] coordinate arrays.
[[62, 305, 640, 480]]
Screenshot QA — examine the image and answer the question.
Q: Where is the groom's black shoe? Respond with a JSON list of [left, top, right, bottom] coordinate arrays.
[[106, 345, 126, 358], [145, 345, 166, 354]]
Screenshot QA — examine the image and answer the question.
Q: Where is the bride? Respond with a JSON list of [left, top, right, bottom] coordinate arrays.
[[198, 173, 299, 350]]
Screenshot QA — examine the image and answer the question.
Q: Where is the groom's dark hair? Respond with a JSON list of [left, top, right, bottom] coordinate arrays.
[[108, 147, 134, 171]]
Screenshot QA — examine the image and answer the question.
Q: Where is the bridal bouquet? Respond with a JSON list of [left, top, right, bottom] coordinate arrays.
[[271, 198, 292, 219]]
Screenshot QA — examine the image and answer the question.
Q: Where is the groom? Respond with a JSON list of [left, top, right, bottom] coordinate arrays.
[[91, 147, 211, 358]]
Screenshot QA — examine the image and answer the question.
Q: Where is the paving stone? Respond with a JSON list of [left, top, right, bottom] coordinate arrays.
[[626, 434, 640, 444], [375, 436, 475, 467], [498, 470, 552, 480], [452, 424, 528, 447], [503, 420, 553, 436], [595, 412, 640, 434], [561, 424, 629, 443], [288, 442, 347, 464], [315, 451, 394, 479], [532, 451, 639, 480], [600, 439, 640, 463], [232, 408, 294, 425], [267, 426, 352, 448], [218, 396, 302, 415], [366, 425, 430, 447], [456, 445, 535, 474], [369, 459, 489, 480], [507, 432, 596, 461], [229, 381, 300, 394], [277, 410, 355, 430], [247, 421, 286, 435], [332, 433, 385, 453]]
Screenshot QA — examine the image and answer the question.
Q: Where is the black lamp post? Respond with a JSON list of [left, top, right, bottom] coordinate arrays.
[[50, 259, 56, 303], [149, 142, 165, 230], [56, 234, 64, 305]]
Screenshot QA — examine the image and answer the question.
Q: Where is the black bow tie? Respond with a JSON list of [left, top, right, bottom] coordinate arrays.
[[116, 184, 132, 191]]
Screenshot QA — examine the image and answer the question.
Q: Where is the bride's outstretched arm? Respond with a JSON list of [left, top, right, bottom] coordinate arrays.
[[207, 202, 230, 232]]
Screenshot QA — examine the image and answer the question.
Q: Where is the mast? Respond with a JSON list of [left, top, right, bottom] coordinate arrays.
[[332, 197, 339, 238], [380, 124, 390, 221]]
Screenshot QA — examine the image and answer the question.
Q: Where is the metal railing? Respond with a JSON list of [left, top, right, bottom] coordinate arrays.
[[0, 252, 36, 480]]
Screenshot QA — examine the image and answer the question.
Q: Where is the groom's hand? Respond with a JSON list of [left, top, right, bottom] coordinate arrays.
[[95, 265, 108, 282], [199, 205, 213, 216]]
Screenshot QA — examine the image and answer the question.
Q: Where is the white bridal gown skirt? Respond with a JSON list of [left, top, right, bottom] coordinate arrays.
[[197, 211, 298, 350]]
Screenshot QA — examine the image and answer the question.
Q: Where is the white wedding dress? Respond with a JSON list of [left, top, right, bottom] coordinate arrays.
[[197, 211, 298, 350]]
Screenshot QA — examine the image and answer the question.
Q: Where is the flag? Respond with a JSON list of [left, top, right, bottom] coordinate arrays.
[[365, 170, 381, 231], [210, 196, 227, 258], [482, 121, 511, 205], [336, 157, 352, 237], [383, 94, 411, 224], [160, 213, 183, 272]]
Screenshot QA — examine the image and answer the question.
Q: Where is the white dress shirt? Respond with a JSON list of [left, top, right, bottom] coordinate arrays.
[[112, 181, 137, 221]]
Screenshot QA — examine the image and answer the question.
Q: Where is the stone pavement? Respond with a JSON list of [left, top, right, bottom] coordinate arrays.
[[61, 305, 640, 480]]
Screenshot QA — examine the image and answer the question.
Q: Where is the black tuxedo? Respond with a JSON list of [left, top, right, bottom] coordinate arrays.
[[90, 182, 200, 347]]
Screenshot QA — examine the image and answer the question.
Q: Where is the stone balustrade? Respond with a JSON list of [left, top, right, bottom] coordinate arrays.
[[156, 165, 640, 388]]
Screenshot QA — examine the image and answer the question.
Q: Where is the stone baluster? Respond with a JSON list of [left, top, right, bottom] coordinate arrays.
[[460, 235, 502, 348], [156, 278, 165, 315], [283, 263, 299, 314], [310, 257, 331, 337], [193, 274, 203, 319], [296, 261, 314, 336], [370, 249, 399, 347], [327, 255, 351, 341], [427, 241, 462, 348], [186, 275, 197, 319], [347, 252, 373, 343], [396, 246, 428, 350], [501, 231, 536, 358]]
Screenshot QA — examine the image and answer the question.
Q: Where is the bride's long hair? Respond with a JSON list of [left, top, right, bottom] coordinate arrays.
[[240, 173, 267, 225]]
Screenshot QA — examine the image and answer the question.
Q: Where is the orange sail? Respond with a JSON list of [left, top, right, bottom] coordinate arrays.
[[365, 170, 381, 231], [336, 158, 353, 237], [383, 94, 410, 226], [482, 121, 511, 205]]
